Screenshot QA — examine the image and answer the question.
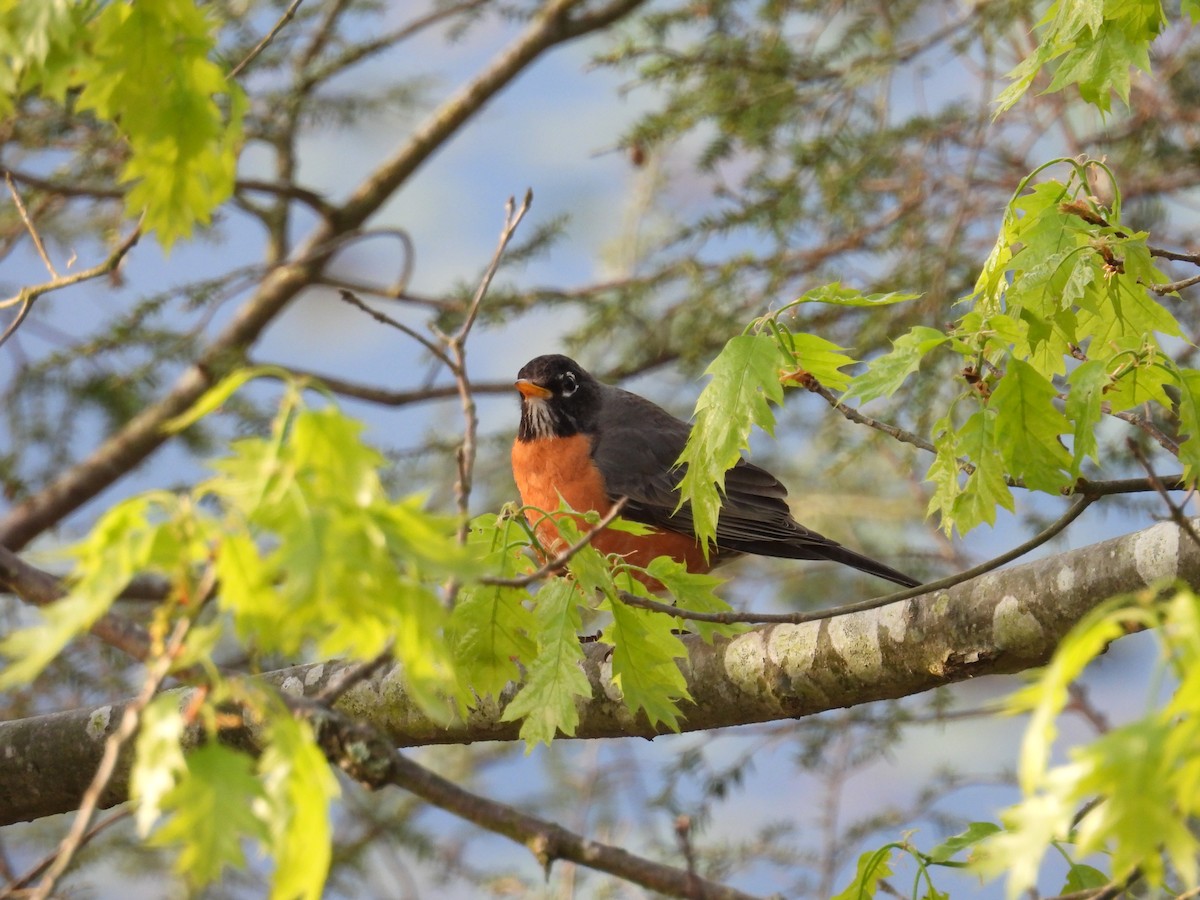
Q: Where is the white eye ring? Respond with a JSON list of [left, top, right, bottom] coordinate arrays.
[[561, 372, 578, 397]]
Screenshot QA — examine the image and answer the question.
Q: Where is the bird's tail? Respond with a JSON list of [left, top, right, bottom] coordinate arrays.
[[820, 544, 921, 588]]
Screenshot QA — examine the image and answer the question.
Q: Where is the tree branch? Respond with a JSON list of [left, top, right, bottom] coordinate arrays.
[[4, 516, 1196, 825], [0, 0, 645, 552], [310, 707, 758, 900]]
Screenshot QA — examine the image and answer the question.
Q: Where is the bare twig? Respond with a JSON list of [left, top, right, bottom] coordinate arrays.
[[5, 173, 57, 278], [311, 708, 759, 900], [1149, 271, 1200, 295], [313, 642, 395, 706], [1, 810, 131, 897], [0, 222, 140, 352], [1126, 438, 1200, 550], [27, 618, 189, 900], [618, 493, 1096, 626], [809, 382, 938, 455], [442, 190, 533, 544], [481, 498, 628, 588], [673, 815, 703, 899], [229, 0, 306, 79], [337, 288, 453, 367]]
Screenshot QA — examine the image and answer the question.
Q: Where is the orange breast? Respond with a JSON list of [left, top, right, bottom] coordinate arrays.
[[511, 435, 712, 584]]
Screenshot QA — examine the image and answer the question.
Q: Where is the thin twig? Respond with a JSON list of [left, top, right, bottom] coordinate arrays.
[[809, 382, 938, 455], [308, 705, 758, 900], [443, 190, 533, 543], [481, 498, 628, 588], [1126, 438, 1200, 550], [1149, 271, 1200, 295], [313, 642, 395, 706], [674, 815, 702, 899], [5, 174, 57, 278], [337, 288, 453, 367], [618, 493, 1096, 626], [0, 222, 140, 352], [28, 618, 190, 900], [1, 810, 131, 896], [229, 0, 306, 79]]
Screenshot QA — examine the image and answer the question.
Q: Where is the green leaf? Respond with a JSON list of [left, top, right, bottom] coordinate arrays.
[[162, 366, 290, 433], [1175, 367, 1200, 482], [130, 694, 188, 837], [782, 332, 856, 392], [925, 420, 963, 537], [1065, 359, 1107, 470], [675, 334, 791, 553], [1061, 862, 1110, 893], [794, 282, 921, 307], [990, 359, 1073, 493], [927, 822, 1001, 863], [0, 494, 183, 687], [75, 0, 244, 247], [151, 743, 269, 887], [644, 556, 741, 642], [260, 715, 339, 900], [501, 580, 591, 747], [603, 591, 691, 730], [954, 410, 1014, 530], [831, 846, 895, 900], [845, 327, 948, 404]]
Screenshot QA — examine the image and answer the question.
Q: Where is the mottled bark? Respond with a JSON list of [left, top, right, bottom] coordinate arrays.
[[2, 519, 1194, 825]]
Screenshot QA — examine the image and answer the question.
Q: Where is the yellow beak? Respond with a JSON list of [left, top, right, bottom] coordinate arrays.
[[515, 379, 553, 399]]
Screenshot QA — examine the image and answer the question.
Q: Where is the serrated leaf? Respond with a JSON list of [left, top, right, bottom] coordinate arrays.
[[260, 715, 339, 900], [452, 584, 536, 700], [150, 743, 268, 887], [846, 327, 948, 404], [794, 282, 921, 307], [927, 822, 1002, 863], [603, 595, 691, 730], [163, 366, 288, 433], [782, 333, 856, 392], [130, 694, 188, 837], [990, 359, 1073, 493], [644, 556, 742, 642], [501, 580, 591, 747], [831, 847, 895, 900], [1175, 367, 1200, 482], [76, 0, 244, 247], [925, 422, 963, 536], [954, 410, 1014, 530], [0, 495, 171, 687], [675, 334, 791, 553], [1065, 359, 1107, 470]]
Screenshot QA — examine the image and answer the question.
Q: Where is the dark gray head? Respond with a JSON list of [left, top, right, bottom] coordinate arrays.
[[514, 354, 604, 440]]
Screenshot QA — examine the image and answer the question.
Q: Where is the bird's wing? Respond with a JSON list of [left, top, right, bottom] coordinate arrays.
[[589, 384, 920, 586], [590, 385, 810, 546]]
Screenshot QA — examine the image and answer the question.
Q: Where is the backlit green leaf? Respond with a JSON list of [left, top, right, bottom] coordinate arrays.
[[675, 333, 791, 553], [501, 580, 591, 747]]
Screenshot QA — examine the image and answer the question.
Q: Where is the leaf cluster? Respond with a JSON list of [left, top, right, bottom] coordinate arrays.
[[1, 0, 243, 246], [677, 158, 1197, 541], [0, 369, 749, 893]]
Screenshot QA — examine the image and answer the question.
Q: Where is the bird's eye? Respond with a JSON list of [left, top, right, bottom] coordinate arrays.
[[560, 371, 578, 397]]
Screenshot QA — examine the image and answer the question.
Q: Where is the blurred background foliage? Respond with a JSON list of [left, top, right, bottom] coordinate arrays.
[[2, 0, 1199, 895]]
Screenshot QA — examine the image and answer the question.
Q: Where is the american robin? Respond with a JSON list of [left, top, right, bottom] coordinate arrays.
[[511, 354, 920, 588]]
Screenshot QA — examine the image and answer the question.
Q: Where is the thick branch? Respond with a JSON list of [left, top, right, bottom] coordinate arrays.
[[0, 0, 644, 552], [311, 708, 757, 899], [2, 518, 1196, 826]]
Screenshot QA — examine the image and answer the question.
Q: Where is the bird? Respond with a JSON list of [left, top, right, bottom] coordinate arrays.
[[511, 354, 920, 589]]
